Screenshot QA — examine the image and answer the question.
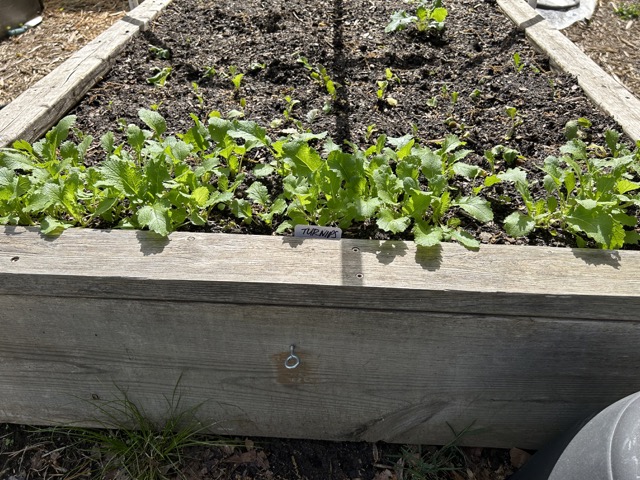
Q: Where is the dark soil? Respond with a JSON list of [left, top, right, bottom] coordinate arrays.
[[0, 422, 518, 479], [74, 0, 619, 156], [65, 0, 636, 248]]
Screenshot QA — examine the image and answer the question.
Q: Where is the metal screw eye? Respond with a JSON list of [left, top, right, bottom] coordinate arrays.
[[285, 345, 300, 369]]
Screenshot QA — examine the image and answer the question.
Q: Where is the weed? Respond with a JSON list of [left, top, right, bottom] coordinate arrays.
[[63, 384, 233, 480], [614, 1, 640, 18], [381, 423, 479, 480]]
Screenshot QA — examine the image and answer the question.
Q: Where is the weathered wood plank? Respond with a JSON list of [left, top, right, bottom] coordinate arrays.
[[0, 0, 173, 147], [1, 227, 639, 320], [0, 293, 638, 448], [498, 0, 640, 141]]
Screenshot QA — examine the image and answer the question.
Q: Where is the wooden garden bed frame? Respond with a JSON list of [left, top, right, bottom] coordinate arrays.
[[0, 0, 640, 450], [1, 226, 640, 449]]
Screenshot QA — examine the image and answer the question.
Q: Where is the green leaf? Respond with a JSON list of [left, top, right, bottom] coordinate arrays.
[[385, 10, 416, 33], [575, 198, 598, 210], [403, 189, 432, 218], [450, 229, 480, 250], [145, 157, 172, 197], [452, 162, 483, 179], [373, 165, 403, 204], [454, 196, 493, 223], [431, 7, 448, 22], [100, 132, 115, 155], [412, 222, 443, 247], [230, 198, 253, 220], [40, 216, 71, 236], [352, 197, 381, 219], [275, 220, 294, 234], [246, 182, 270, 206], [376, 209, 411, 234], [566, 205, 625, 249], [11, 139, 33, 154], [616, 179, 640, 194], [624, 230, 640, 245], [253, 164, 275, 178], [98, 158, 142, 197], [418, 149, 442, 181], [0, 150, 34, 171], [191, 186, 210, 207], [127, 124, 146, 152], [282, 140, 324, 176], [138, 109, 167, 138], [92, 196, 119, 219], [205, 190, 233, 207], [605, 129, 620, 155], [137, 202, 171, 236], [498, 167, 528, 186], [503, 211, 535, 237], [45, 116, 76, 150]]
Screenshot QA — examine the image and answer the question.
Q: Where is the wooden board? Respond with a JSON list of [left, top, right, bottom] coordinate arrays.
[[1, 227, 640, 448], [498, 0, 640, 142], [0, 0, 173, 148]]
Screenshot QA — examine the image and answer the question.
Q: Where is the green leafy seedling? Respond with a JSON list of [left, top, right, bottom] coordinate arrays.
[[149, 45, 171, 60], [386, 0, 448, 37], [147, 67, 172, 87]]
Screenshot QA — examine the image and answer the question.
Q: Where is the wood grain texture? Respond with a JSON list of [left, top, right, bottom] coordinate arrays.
[[0, 0, 173, 147], [1, 227, 639, 320], [1, 227, 640, 448], [1, 294, 639, 448], [498, 0, 640, 141]]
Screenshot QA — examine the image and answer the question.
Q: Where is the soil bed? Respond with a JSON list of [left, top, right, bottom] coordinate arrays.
[[62, 0, 638, 248], [0, 422, 517, 479]]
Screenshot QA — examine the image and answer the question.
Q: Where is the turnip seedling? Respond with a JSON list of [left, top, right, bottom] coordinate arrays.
[[504, 106, 523, 140], [512, 52, 524, 73], [386, 0, 448, 37], [192, 82, 204, 109], [149, 45, 171, 60], [297, 56, 340, 100], [146, 67, 172, 87]]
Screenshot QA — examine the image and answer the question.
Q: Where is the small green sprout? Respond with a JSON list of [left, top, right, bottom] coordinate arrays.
[[192, 82, 204, 109], [504, 106, 524, 140], [149, 45, 171, 60], [146, 67, 172, 87], [512, 52, 525, 73], [297, 55, 340, 100], [386, 0, 448, 36], [203, 66, 217, 78], [231, 73, 244, 92]]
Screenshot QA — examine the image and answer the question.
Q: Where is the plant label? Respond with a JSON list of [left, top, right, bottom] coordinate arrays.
[[294, 225, 342, 240]]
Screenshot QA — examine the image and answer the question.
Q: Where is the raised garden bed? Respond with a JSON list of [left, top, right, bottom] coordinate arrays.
[[1, 0, 640, 450]]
